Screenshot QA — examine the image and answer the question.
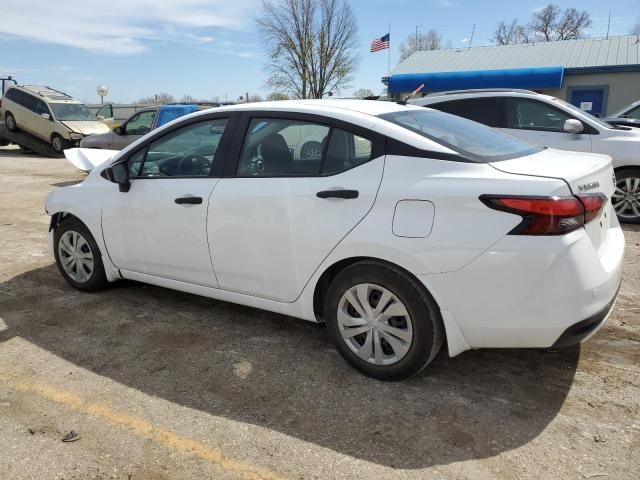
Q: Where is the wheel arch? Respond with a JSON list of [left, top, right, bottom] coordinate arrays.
[[311, 255, 470, 358], [614, 165, 640, 176], [312, 256, 441, 321]]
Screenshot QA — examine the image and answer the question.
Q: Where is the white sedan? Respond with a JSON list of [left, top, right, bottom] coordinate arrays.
[[45, 100, 625, 380]]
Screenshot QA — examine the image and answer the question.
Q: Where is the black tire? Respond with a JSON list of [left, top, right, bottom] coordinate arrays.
[[0, 137, 10, 147], [300, 141, 323, 161], [613, 168, 640, 224], [53, 216, 108, 292], [5, 112, 17, 132], [325, 260, 444, 381], [51, 133, 67, 154]]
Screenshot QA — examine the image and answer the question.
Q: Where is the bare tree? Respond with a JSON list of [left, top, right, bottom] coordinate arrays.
[[248, 94, 264, 103], [398, 29, 442, 62], [493, 19, 530, 45], [180, 94, 198, 103], [352, 88, 374, 98], [493, 4, 591, 45], [266, 92, 291, 101], [536, 6, 592, 41], [257, 0, 359, 99], [631, 18, 640, 36]]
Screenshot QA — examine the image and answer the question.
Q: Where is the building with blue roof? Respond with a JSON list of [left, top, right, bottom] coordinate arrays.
[[387, 35, 640, 116]]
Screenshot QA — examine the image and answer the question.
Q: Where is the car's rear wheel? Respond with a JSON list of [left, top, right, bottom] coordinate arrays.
[[612, 168, 640, 224], [54, 217, 108, 292], [51, 134, 66, 154], [5, 112, 17, 132], [325, 261, 444, 380]]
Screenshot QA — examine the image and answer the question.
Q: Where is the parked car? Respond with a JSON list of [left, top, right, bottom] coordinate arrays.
[[602, 99, 640, 129], [411, 89, 640, 223], [0, 85, 110, 153], [80, 104, 198, 150], [46, 100, 624, 380]]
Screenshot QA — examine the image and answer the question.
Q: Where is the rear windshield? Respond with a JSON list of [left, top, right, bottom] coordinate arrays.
[[379, 109, 541, 162], [50, 103, 97, 122]]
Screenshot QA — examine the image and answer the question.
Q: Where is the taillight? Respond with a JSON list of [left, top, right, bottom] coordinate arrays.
[[480, 194, 607, 236]]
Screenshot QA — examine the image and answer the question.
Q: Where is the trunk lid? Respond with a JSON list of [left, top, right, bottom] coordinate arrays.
[[490, 148, 615, 251]]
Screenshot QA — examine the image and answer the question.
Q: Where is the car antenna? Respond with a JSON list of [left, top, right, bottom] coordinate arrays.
[[397, 83, 425, 105]]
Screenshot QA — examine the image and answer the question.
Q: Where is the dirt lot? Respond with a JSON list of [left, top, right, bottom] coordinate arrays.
[[0, 145, 638, 480]]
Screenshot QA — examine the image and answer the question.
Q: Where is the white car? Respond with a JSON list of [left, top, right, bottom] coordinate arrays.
[[45, 100, 624, 380], [411, 90, 640, 223]]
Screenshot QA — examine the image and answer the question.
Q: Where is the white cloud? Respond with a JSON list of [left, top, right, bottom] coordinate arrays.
[[0, 0, 258, 55]]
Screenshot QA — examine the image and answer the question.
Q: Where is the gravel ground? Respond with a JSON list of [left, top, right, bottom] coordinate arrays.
[[0, 145, 638, 480]]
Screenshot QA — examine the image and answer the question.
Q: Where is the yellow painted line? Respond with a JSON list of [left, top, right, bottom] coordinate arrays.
[[0, 374, 285, 480]]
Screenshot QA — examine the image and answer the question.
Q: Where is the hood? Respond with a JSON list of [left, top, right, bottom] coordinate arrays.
[[61, 121, 111, 135], [64, 148, 119, 173]]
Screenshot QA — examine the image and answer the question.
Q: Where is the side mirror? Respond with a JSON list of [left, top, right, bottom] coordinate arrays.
[[107, 163, 131, 192], [40, 113, 51, 120], [97, 115, 105, 120], [114, 126, 124, 135], [563, 119, 584, 134]]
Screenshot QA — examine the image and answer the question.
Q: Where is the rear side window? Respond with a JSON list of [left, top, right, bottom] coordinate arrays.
[[236, 118, 373, 177], [4, 88, 20, 103], [20, 92, 37, 112], [430, 97, 504, 127], [322, 129, 372, 175], [380, 109, 541, 163]]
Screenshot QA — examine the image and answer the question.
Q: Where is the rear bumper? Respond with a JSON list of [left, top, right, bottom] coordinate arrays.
[[420, 220, 625, 354], [552, 286, 619, 347]]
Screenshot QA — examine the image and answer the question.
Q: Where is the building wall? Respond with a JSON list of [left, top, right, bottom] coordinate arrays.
[[543, 71, 640, 115]]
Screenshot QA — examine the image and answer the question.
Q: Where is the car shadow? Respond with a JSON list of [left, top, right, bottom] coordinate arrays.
[[0, 264, 579, 469]]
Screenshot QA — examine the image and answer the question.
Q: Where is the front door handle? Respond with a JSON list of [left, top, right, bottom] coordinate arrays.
[[316, 189, 359, 199], [175, 196, 203, 205]]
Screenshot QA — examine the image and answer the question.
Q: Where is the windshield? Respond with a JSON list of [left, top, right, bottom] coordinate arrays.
[[50, 103, 97, 121], [380, 109, 541, 162], [551, 98, 612, 130]]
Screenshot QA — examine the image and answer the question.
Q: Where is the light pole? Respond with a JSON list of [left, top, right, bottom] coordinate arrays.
[[97, 85, 108, 105]]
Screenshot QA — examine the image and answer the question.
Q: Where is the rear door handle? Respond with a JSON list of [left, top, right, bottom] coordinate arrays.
[[316, 189, 359, 199], [175, 196, 203, 205]]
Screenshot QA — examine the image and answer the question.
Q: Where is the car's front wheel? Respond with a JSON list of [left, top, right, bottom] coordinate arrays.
[[5, 112, 17, 132], [54, 217, 108, 292], [51, 134, 67, 154], [325, 261, 444, 380], [612, 168, 640, 224]]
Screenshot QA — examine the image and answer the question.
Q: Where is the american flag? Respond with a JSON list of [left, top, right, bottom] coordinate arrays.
[[370, 33, 390, 52]]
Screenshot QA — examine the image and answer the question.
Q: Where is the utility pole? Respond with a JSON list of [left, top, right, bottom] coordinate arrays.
[[468, 24, 476, 50], [606, 11, 611, 39]]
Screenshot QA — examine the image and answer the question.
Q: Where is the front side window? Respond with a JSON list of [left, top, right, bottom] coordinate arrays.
[[431, 97, 504, 127], [124, 110, 156, 135], [49, 103, 96, 121], [380, 109, 541, 163], [625, 105, 640, 120], [505, 98, 572, 132], [132, 118, 228, 178], [34, 100, 50, 116]]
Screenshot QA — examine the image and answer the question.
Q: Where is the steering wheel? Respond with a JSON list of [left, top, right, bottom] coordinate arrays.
[[177, 154, 210, 176]]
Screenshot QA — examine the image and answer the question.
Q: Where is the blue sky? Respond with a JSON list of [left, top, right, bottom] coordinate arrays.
[[1, 0, 638, 104]]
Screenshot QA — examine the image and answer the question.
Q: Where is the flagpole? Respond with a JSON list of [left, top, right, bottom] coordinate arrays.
[[388, 23, 391, 75]]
